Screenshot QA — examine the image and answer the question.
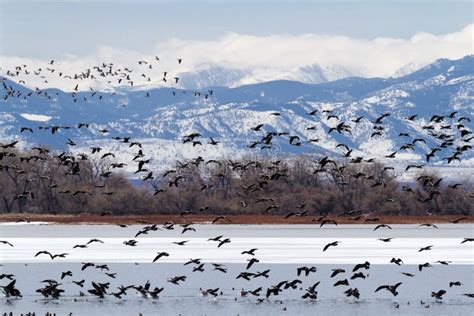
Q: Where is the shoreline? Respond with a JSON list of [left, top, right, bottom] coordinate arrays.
[[0, 214, 472, 225]]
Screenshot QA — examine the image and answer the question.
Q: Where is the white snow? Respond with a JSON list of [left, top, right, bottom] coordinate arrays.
[[2, 237, 471, 264]]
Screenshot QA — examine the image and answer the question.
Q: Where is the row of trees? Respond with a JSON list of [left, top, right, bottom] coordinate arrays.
[[0, 148, 472, 216]]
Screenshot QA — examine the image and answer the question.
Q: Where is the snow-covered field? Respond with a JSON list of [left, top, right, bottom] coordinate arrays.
[[1, 224, 472, 264]]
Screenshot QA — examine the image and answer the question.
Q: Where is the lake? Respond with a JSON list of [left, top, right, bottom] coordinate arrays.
[[1, 223, 473, 315]]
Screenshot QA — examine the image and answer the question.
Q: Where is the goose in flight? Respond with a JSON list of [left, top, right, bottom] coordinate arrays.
[[420, 223, 438, 229], [330, 268, 345, 278], [246, 258, 259, 270], [81, 262, 95, 270], [344, 287, 360, 299], [333, 279, 349, 287], [253, 270, 270, 278], [320, 219, 338, 228], [72, 280, 85, 287], [212, 216, 231, 224], [419, 262, 432, 271], [390, 258, 403, 265], [218, 238, 231, 248], [375, 282, 402, 296], [302, 282, 320, 300], [88, 281, 109, 298], [20, 127, 33, 133], [431, 289, 447, 300], [0, 240, 13, 247], [184, 258, 201, 266], [352, 261, 370, 272], [168, 275, 187, 285], [153, 252, 170, 262], [250, 124, 264, 131], [123, 240, 138, 246], [173, 240, 189, 246], [449, 217, 466, 223], [208, 235, 223, 242], [418, 245, 433, 252], [87, 238, 104, 244], [61, 271, 72, 279], [34, 251, 68, 260], [201, 288, 220, 297], [241, 248, 258, 256], [435, 261, 450, 266], [241, 287, 263, 297], [323, 241, 340, 252], [1, 280, 22, 297], [297, 266, 317, 277], [351, 272, 367, 280], [374, 224, 391, 231], [0, 274, 14, 280]]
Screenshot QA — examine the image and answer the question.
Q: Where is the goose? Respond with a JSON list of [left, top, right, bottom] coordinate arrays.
[[350, 272, 367, 280], [296, 266, 317, 277], [246, 258, 260, 270], [419, 263, 432, 271], [241, 248, 258, 256], [431, 289, 446, 300], [302, 282, 320, 300], [218, 238, 231, 248], [390, 258, 403, 265], [330, 269, 345, 278], [323, 241, 340, 252], [344, 287, 360, 299], [0, 240, 13, 247], [60, 271, 72, 279], [333, 279, 349, 287], [72, 280, 85, 287], [352, 261, 370, 272], [153, 252, 170, 263], [419, 245, 433, 252], [168, 276, 187, 285], [375, 282, 402, 296]]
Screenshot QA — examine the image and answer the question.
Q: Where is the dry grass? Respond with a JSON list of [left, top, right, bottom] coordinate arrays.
[[1, 213, 472, 225]]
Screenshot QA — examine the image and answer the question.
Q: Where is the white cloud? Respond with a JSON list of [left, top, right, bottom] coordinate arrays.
[[19, 113, 53, 122], [1, 24, 472, 90]]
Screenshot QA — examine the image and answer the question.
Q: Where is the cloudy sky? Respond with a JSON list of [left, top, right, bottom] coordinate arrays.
[[0, 0, 472, 88]]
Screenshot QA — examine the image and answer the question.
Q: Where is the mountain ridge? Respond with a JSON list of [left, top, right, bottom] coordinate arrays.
[[1, 55, 472, 179]]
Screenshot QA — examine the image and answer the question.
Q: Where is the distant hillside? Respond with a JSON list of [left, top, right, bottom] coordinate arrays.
[[0, 55, 473, 180]]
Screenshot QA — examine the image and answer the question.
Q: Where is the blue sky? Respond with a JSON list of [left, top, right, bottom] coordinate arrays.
[[1, 0, 472, 58], [0, 0, 472, 90]]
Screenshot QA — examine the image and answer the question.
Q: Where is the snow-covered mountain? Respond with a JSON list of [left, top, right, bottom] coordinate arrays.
[[173, 63, 355, 89], [1, 55, 473, 179]]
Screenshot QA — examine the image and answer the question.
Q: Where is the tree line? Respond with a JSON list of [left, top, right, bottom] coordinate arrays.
[[0, 148, 472, 216]]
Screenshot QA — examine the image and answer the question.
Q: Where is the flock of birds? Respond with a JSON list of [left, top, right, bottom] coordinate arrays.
[[2, 57, 214, 103], [0, 224, 473, 308], [0, 57, 473, 311], [0, 57, 472, 192]]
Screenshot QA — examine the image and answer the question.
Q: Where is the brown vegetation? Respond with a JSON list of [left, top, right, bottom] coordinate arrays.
[[1, 214, 473, 225], [0, 148, 472, 217]]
